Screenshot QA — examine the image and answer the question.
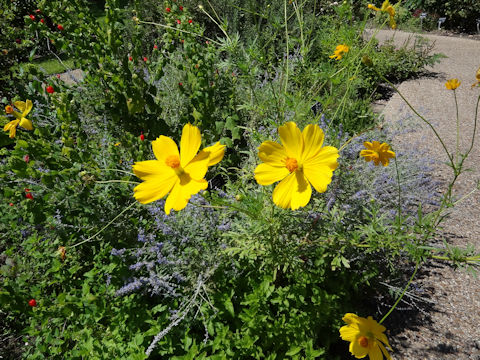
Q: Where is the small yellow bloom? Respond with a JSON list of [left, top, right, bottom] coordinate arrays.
[[330, 44, 350, 61], [471, 67, 480, 88], [360, 141, 395, 167], [3, 100, 34, 138], [254, 122, 339, 210], [114, 142, 121, 146], [445, 78, 461, 90], [368, 0, 396, 29], [340, 313, 392, 360], [132, 123, 225, 215]]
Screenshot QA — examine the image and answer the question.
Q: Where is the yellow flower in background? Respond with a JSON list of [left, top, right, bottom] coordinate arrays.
[[340, 313, 392, 360], [330, 44, 350, 61], [360, 141, 395, 167], [132, 123, 225, 215], [254, 122, 339, 210], [445, 78, 461, 90], [368, 0, 397, 29], [472, 67, 480, 88], [3, 100, 34, 138]]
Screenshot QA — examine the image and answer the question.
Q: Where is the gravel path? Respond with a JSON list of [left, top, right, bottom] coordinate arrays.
[[365, 29, 480, 360]]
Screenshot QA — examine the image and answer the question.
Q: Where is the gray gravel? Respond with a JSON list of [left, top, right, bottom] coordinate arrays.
[[365, 29, 480, 360]]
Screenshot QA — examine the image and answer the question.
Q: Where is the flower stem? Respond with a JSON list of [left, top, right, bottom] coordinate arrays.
[[379, 261, 419, 324], [71, 201, 136, 248], [394, 156, 402, 229], [453, 89, 459, 165]]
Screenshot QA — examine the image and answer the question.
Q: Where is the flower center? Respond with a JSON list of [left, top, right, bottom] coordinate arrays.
[[358, 336, 369, 348], [165, 155, 181, 169], [285, 157, 298, 173], [5, 105, 13, 114]]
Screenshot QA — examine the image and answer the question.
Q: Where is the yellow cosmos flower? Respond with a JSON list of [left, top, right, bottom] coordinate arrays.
[[471, 67, 480, 88], [132, 123, 225, 215], [340, 313, 392, 360], [360, 141, 395, 167], [3, 100, 34, 138], [254, 122, 339, 210], [329, 44, 350, 61], [368, 0, 396, 29], [445, 78, 461, 90]]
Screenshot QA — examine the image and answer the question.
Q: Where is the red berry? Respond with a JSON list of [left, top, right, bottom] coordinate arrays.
[[29, 15, 35, 21], [140, 133, 145, 141], [35, 9, 41, 13], [153, 44, 158, 49], [9, 203, 14, 206], [28, 299, 37, 307], [46, 85, 54, 94], [188, 19, 192, 24], [179, 6, 183, 11], [25, 188, 30, 192], [178, 82, 183, 86], [40, 19, 45, 24], [128, 56, 133, 61], [23, 154, 30, 163], [143, 57, 148, 62], [57, 24, 64, 31], [166, 7, 171, 12], [56, 74, 61, 79], [26, 192, 34, 200], [15, 38, 21, 44], [176, 19, 181, 24]]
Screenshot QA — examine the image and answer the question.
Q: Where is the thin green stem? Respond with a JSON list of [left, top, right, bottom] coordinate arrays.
[[284, 0, 289, 96], [96, 180, 140, 184], [380, 76, 455, 169], [71, 202, 136, 248], [99, 168, 135, 176], [197, 5, 230, 43], [379, 261, 419, 324], [453, 89, 459, 164], [138, 20, 221, 45], [394, 157, 402, 228], [464, 93, 480, 159]]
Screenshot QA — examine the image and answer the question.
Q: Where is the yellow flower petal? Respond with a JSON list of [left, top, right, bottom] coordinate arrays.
[[254, 163, 290, 185], [152, 135, 179, 163], [339, 324, 359, 342], [303, 164, 334, 194], [378, 342, 392, 360], [23, 100, 33, 116], [164, 176, 207, 215], [272, 171, 312, 210], [180, 123, 201, 168], [132, 160, 175, 180], [14, 101, 26, 113], [369, 344, 384, 360], [301, 124, 325, 162], [184, 151, 210, 180], [133, 174, 177, 204], [258, 141, 288, 166], [445, 78, 461, 90], [349, 338, 369, 358], [4, 119, 20, 138], [199, 142, 226, 166], [19, 117, 33, 130], [278, 122, 303, 159]]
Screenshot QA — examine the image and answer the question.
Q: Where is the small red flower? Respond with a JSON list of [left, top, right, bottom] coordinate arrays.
[[57, 24, 64, 31], [129, 56, 133, 61], [56, 74, 61, 79], [35, 9, 41, 13], [28, 299, 37, 307], [143, 57, 148, 62], [166, 7, 171, 12], [25, 188, 30, 192], [153, 44, 158, 49], [26, 192, 34, 200], [178, 82, 183, 86], [23, 154, 30, 163], [176, 19, 181, 24], [40, 19, 45, 24], [46, 85, 55, 94], [181, 39, 184, 43], [15, 38, 21, 44], [179, 6, 183, 11], [205, 40, 209, 44], [9, 203, 14, 206], [29, 15, 35, 21], [139, 132, 145, 141], [188, 19, 192, 24]]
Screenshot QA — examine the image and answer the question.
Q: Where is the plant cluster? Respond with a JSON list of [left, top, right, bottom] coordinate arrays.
[[1, 0, 478, 359]]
